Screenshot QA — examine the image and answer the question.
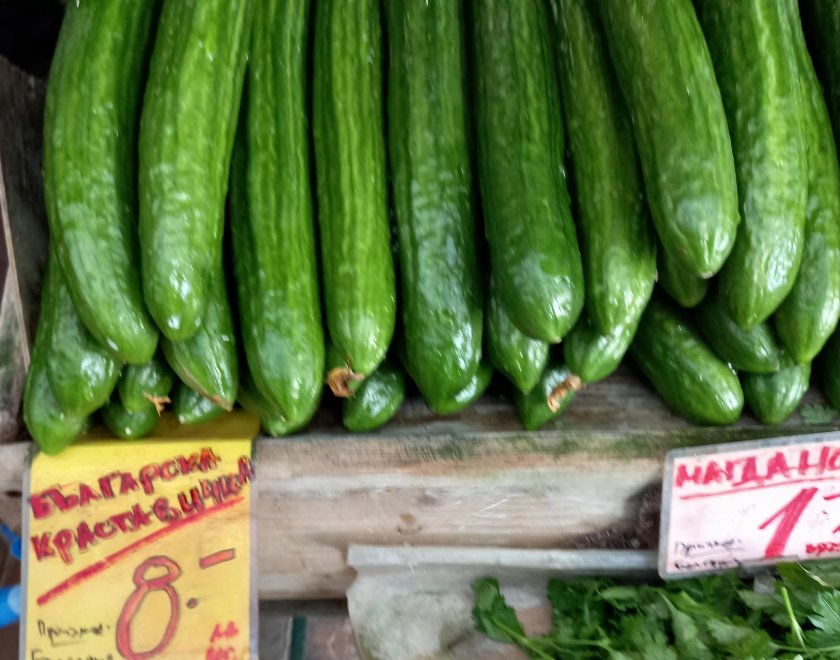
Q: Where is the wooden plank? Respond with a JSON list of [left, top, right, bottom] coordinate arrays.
[[0, 56, 49, 443], [0, 370, 836, 599]]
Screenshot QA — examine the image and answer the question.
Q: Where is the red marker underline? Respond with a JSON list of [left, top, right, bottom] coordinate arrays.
[[679, 476, 840, 500], [36, 496, 245, 606]]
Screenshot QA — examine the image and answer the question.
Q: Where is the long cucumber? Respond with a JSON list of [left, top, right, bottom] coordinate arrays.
[[313, 0, 396, 376], [161, 266, 238, 410], [471, 0, 584, 343], [46, 253, 121, 416], [555, 0, 655, 335], [231, 0, 324, 423], [43, 0, 158, 363], [774, 6, 840, 363], [630, 298, 744, 425], [386, 0, 483, 400], [696, 0, 808, 329], [598, 0, 739, 278], [139, 0, 253, 340]]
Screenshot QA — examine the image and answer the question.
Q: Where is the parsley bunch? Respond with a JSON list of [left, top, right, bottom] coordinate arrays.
[[473, 562, 840, 658]]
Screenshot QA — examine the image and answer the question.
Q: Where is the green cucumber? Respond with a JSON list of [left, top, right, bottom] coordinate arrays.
[[514, 363, 581, 432], [695, 292, 783, 374], [46, 256, 121, 416], [486, 277, 548, 394], [238, 367, 315, 436], [161, 266, 238, 410], [658, 245, 708, 309], [774, 8, 840, 363], [801, 0, 840, 138], [819, 332, 840, 409], [564, 316, 638, 384], [230, 0, 324, 423], [23, 260, 88, 454], [313, 0, 396, 376], [102, 397, 159, 440], [471, 0, 583, 343], [139, 0, 253, 340], [422, 359, 494, 416], [696, 0, 808, 329], [598, 0, 739, 278], [554, 0, 656, 335], [172, 382, 225, 426], [118, 351, 175, 414], [386, 0, 483, 399], [260, 413, 310, 438], [742, 356, 811, 425], [237, 370, 283, 418], [43, 0, 158, 363], [630, 298, 744, 425], [342, 362, 406, 432]]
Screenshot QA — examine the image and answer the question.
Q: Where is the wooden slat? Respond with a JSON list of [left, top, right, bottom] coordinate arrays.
[[0, 57, 49, 444], [1, 369, 837, 598]]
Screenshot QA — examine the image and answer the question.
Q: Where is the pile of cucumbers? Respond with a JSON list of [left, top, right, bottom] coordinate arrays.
[[23, 0, 840, 453]]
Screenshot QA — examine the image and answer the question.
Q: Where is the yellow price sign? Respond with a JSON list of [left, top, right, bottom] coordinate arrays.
[[21, 437, 256, 660]]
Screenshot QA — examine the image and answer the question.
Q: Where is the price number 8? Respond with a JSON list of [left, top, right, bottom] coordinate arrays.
[[116, 556, 181, 659]]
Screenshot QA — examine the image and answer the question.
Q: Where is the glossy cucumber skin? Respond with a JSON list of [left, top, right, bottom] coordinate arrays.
[[118, 351, 175, 413], [386, 0, 483, 399], [230, 0, 324, 422], [471, 0, 583, 343], [514, 363, 580, 431], [43, 0, 158, 363], [486, 277, 548, 394], [139, 0, 253, 340], [695, 292, 783, 374], [46, 255, 121, 416], [313, 0, 396, 375], [102, 398, 159, 439], [342, 363, 406, 432], [598, 0, 738, 278], [238, 366, 317, 436], [630, 298, 744, 425], [658, 244, 708, 309], [801, 0, 840, 140], [819, 331, 840, 409], [555, 0, 655, 335], [696, 0, 808, 329], [774, 9, 840, 363], [172, 382, 224, 425], [564, 316, 638, 384], [23, 260, 88, 454], [422, 359, 493, 416], [161, 266, 239, 410], [742, 356, 811, 425]]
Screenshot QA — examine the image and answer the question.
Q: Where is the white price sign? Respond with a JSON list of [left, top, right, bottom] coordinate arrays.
[[660, 431, 840, 578]]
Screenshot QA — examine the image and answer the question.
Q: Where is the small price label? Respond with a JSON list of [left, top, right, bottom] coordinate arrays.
[[21, 437, 256, 659], [659, 431, 840, 578]]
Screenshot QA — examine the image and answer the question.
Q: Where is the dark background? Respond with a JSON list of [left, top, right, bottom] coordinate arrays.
[[0, 0, 64, 78]]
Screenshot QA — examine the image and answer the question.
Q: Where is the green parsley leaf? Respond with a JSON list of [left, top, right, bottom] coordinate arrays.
[[808, 591, 840, 637], [800, 404, 837, 425], [471, 577, 526, 645], [661, 594, 714, 660]]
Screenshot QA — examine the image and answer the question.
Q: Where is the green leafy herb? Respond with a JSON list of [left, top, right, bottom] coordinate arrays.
[[800, 404, 837, 425], [472, 563, 840, 658]]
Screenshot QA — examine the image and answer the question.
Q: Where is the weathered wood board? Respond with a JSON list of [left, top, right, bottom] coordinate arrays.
[[0, 57, 49, 443], [0, 369, 836, 599]]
